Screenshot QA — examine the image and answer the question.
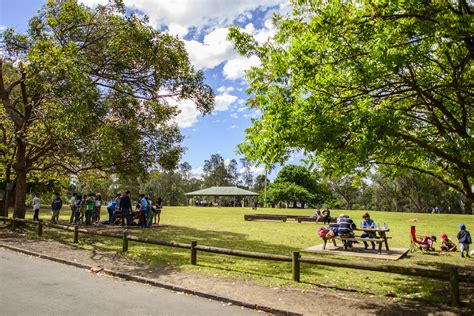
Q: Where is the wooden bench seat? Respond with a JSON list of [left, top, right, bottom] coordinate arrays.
[[244, 214, 287, 222], [322, 236, 385, 254]]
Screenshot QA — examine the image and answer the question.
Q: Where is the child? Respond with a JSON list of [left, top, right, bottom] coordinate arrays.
[[440, 233, 457, 251], [457, 224, 472, 258]]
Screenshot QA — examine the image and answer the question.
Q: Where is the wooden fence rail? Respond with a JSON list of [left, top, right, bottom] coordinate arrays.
[[1, 216, 469, 306]]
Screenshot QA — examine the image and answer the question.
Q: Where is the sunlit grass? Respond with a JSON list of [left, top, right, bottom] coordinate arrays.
[[24, 206, 473, 305]]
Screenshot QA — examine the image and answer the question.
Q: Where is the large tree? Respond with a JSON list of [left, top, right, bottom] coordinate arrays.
[[202, 153, 238, 187], [271, 165, 330, 207], [0, 0, 214, 218], [229, 1, 473, 212]]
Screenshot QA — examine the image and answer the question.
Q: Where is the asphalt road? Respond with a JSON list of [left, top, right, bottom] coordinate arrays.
[[0, 249, 258, 316]]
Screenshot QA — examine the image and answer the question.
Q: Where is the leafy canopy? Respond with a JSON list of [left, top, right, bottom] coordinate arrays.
[[229, 0, 473, 207], [0, 0, 214, 216]]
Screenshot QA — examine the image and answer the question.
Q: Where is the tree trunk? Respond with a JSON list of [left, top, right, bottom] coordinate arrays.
[[462, 182, 473, 214], [13, 139, 27, 219]]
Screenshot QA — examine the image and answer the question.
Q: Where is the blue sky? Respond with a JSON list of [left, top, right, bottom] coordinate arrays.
[[1, 0, 300, 179]]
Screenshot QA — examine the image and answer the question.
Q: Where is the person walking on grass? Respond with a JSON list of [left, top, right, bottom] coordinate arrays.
[[457, 224, 472, 258], [93, 193, 102, 224], [119, 190, 132, 227], [154, 197, 163, 225], [146, 197, 154, 228], [74, 194, 82, 224], [69, 193, 77, 224], [138, 194, 148, 228], [50, 192, 62, 224], [32, 192, 41, 221], [85, 193, 95, 226]]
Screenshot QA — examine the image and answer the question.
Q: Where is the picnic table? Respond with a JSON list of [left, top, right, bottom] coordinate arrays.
[[323, 225, 391, 254], [354, 227, 390, 251]]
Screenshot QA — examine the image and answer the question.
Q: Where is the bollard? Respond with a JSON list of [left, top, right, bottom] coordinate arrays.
[[190, 240, 197, 265], [292, 251, 300, 282], [12, 218, 16, 231], [449, 266, 460, 306], [37, 220, 43, 237], [122, 231, 128, 252], [74, 225, 79, 243]]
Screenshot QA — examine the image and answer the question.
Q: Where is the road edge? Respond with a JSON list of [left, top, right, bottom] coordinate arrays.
[[0, 243, 302, 316]]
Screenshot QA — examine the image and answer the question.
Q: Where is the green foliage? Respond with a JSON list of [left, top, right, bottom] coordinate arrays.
[[229, 0, 473, 211], [203, 153, 238, 187], [269, 165, 331, 207], [0, 0, 214, 216]]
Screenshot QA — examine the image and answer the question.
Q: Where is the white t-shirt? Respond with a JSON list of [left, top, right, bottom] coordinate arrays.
[[32, 197, 41, 210], [69, 197, 76, 206]]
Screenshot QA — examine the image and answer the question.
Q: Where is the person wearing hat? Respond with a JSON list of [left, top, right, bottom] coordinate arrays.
[[457, 224, 472, 258], [440, 233, 457, 252], [360, 212, 376, 250]]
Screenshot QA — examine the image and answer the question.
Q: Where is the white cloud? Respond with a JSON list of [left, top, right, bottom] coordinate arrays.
[[80, 0, 287, 74], [184, 27, 236, 69], [217, 86, 235, 94], [230, 113, 239, 119], [173, 99, 202, 128], [229, 125, 238, 129], [81, 0, 283, 37], [215, 93, 238, 111], [237, 106, 246, 112], [224, 159, 231, 166], [168, 23, 188, 37], [223, 55, 261, 80], [239, 165, 265, 175], [190, 166, 204, 178]]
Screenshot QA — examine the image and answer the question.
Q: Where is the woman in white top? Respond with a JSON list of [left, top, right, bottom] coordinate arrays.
[[32, 192, 41, 221]]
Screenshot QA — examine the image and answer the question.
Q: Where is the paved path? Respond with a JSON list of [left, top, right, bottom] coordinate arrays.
[[0, 249, 258, 315]]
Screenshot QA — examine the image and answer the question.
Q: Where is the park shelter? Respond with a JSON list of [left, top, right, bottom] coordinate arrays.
[[185, 186, 258, 207]]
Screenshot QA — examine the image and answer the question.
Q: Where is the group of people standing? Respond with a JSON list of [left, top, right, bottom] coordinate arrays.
[[113, 191, 163, 227], [31, 191, 163, 228], [68, 193, 103, 225]]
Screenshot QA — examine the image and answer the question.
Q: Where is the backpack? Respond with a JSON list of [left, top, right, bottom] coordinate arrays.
[[318, 227, 330, 238], [52, 197, 62, 210]]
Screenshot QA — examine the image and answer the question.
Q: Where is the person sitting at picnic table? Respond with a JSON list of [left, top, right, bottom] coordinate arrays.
[[322, 208, 331, 224], [312, 209, 322, 222], [360, 212, 376, 250], [440, 233, 457, 252], [337, 214, 356, 248]]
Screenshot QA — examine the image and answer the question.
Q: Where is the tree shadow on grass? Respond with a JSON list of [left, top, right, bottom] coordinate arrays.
[[4, 225, 472, 310]]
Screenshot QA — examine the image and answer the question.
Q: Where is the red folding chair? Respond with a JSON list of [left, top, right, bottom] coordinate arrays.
[[410, 226, 436, 252]]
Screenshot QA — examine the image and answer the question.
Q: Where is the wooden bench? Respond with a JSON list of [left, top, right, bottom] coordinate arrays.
[[244, 214, 336, 223], [297, 216, 336, 223], [244, 214, 287, 222], [322, 236, 386, 254]]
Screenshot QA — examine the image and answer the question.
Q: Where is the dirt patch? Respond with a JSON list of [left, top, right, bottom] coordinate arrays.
[[0, 228, 471, 315]]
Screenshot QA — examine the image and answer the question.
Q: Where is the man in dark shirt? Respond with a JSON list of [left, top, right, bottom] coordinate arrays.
[[119, 190, 132, 226]]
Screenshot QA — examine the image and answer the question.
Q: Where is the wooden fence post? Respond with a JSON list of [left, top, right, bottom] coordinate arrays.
[[191, 240, 197, 265], [449, 266, 460, 306], [12, 218, 16, 231], [37, 220, 43, 237], [74, 225, 79, 243], [292, 251, 300, 282], [122, 231, 128, 252]]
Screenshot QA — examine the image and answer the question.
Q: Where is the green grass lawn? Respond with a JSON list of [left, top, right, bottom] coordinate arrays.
[[22, 206, 474, 305]]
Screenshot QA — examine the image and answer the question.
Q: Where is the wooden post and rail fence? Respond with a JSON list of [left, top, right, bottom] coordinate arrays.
[[1, 216, 470, 306]]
